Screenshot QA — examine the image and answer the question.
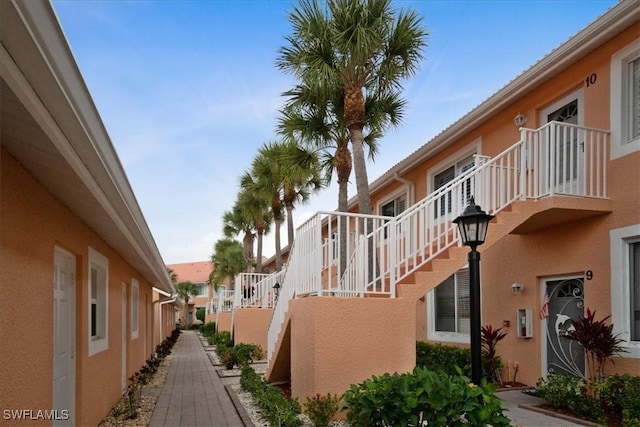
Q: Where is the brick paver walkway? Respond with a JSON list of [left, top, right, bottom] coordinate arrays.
[[148, 330, 245, 427]]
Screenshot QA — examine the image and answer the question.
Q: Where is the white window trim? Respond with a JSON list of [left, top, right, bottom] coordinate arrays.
[[131, 278, 139, 340], [196, 283, 209, 298], [88, 247, 109, 356], [377, 188, 408, 216], [610, 224, 640, 359], [539, 88, 584, 126], [426, 265, 475, 344], [427, 140, 481, 194], [611, 38, 640, 160]]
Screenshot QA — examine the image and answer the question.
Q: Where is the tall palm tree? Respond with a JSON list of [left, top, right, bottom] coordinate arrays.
[[210, 238, 245, 290], [222, 194, 262, 273], [242, 143, 287, 270], [279, 81, 402, 213], [236, 187, 272, 273], [279, 139, 326, 245], [277, 0, 427, 216], [279, 81, 401, 274], [175, 281, 198, 326]]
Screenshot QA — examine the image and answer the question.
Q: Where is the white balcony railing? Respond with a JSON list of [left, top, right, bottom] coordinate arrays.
[[210, 289, 234, 313], [266, 122, 609, 361], [234, 271, 285, 308]]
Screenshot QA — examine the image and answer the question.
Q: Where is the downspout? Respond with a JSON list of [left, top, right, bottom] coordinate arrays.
[[393, 172, 415, 205], [391, 172, 415, 299], [152, 290, 178, 350]]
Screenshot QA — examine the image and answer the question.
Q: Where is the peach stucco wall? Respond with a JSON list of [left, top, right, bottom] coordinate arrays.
[[289, 297, 416, 402], [217, 312, 232, 333], [153, 291, 178, 348], [233, 308, 273, 355], [0, 150, 157, 426]]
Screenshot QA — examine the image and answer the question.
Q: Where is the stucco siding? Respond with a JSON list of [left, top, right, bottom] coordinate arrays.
[[0, 150, 157, 426]]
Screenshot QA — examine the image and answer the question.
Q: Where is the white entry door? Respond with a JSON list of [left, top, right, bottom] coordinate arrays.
[[53, 248, 75, 426], [540, 91, 585, 195]]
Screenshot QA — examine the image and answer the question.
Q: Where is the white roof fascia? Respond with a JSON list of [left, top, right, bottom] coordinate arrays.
[[4, 0, 175, 294]]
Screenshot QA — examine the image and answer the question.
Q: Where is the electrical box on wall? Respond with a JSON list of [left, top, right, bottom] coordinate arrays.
[[517, 308, 533, 338]]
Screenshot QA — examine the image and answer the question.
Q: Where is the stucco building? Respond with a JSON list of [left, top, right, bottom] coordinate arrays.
[[1, 1, 178, 425], [232, 0, 640, 402]]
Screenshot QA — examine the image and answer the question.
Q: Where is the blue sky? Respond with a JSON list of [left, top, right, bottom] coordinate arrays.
[[52, 0, 616, 264]]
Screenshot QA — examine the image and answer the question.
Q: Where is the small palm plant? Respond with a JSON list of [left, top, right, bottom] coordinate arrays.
[[481, 324, 507, 385], [564, 307, 626, 381]]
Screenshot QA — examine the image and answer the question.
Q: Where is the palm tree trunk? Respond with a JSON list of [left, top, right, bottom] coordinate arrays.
[[256, 228, 264, 272], [350, 126, 378, 289], [243, 231, 254, 272], [350, 129, 371, 215], [286, 203, 295, 248], [274, 217, 283, 271], [335, 142, 352, 277]]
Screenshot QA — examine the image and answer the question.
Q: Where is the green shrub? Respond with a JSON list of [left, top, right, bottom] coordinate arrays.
[[303, 393, 341, 427], [536, 374, 582, 409], [240, 366, 302, 427], [416, 341, 505, 384], [232, 343, 263, 367], [202, 321, 216, 337], [213, 330, 233, 350], [342, 367, 510, 427], [196, 308, 205, 323], [537, 374, 605, 422], [416, 341, 471, 376], [602, 374, 640, 423]]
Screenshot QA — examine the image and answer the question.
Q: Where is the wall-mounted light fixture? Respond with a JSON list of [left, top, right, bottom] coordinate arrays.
[[514, 113, 527, 127], [511, 282, 524, 294]]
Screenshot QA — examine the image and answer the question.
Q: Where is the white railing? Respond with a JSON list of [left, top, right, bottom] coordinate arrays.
[[210, 289, 235, 313], [234, 271, 284, 308], [521, 122, 608, 199], [267, 122, 609, 362]]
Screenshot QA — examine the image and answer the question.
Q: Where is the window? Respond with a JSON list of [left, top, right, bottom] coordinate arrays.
[[610, 225, 640, 358], [379, 193, 407, 239], [380, 194, 407, 217], [88, 248, 108, 355], [611, 39, 640, 159], [330, 232, 338, 261], [195, 283, 208, 298], [433, 156, 475, 217], [630, 241, 640, 342], [428, 269, 471, 343], [131, 279, 139, 340]]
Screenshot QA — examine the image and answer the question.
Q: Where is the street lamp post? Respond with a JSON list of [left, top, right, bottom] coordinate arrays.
[[453, 197, 494, 385]]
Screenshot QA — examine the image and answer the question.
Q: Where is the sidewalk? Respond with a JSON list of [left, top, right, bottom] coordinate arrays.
[[498, 389, 587, 427], [148, 330, 247, 427], [149, 330, 586, 427]]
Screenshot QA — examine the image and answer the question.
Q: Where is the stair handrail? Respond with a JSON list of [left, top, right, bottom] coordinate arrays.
[[338, 142, 525, 294], [267, 122, 609, 363]]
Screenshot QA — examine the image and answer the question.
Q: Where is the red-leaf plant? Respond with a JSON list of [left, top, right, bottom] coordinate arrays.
[[481, 324, 507, 385], [564, 308, 626, 382]]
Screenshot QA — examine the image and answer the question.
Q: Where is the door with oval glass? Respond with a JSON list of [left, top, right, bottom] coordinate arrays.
[[544, 276, 585, 378]]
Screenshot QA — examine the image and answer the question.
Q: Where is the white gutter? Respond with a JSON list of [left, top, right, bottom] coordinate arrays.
[[152, 293, 178, 349], [393, 172, 415, 205]]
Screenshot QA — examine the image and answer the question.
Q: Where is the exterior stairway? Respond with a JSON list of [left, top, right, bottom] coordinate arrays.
[[398, 196, 612, 301], [265, 122, 611, 389]]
